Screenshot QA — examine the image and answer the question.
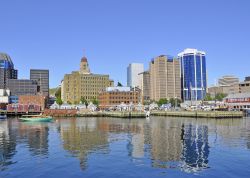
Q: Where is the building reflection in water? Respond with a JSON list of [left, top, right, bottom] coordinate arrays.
[[180, 123, 209, 173], [57, 118, 109, 170], [0, 119, 17, 170], [1, 116, 249, 173], [149, 119, 183, 168], [18, 122, 49, 157], [125, 118, 210, 172]]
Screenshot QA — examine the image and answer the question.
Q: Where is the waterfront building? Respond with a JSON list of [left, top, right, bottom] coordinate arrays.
[[127, 63, 144, 89], [208, 84, 239, 97], [0, 53, 18, 89], [178, 48, 207, 101], [30, 69, 49, 97], [218, 75, 239, 86], [98, 86, 141, 109], [224, 92, 250, 109], [141, 71, 150, 102], [149, 55, 181, 101], [62, 56, 114, 104], [18, 95, 46, 110], [0, 89, 10, 109], [239, 77, 250, 93], [6, 79, 38, 96]]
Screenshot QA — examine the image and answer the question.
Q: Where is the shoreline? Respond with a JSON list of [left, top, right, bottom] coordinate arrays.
[[45, 110, 244, 119]]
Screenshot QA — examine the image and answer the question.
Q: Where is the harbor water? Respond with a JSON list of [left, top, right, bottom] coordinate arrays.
[[0, 117, 250, 178]]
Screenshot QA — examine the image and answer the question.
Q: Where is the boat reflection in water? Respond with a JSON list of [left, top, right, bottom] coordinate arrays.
[[0, 117, 250, 177]]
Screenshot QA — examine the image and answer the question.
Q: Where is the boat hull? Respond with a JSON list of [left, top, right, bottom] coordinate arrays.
[[19, 117, 53, 122]]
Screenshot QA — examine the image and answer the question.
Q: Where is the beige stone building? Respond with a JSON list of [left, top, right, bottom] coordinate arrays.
[[149, 55, 181, 101], [208, 85, 239, 97], [239, 77, 250, 93], [62, 56, 114, 103]]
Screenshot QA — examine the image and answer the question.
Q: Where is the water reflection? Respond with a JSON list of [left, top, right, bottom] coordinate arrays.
[[0, 117, 250, 176], [56, 118, 109, 170], [181, 124, 209, 173], [18, 122, 49, 156], [0, 119, 17, 170]]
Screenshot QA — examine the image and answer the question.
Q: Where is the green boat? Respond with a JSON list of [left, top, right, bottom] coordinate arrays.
[[19, 115, 53, 122]]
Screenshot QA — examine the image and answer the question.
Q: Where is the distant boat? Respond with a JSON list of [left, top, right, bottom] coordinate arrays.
[[19, 115, 53, 122], [0, 114, 7, 120]]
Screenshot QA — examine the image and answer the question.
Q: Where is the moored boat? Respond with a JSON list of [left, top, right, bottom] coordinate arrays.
[[19, 115, 53, 122]]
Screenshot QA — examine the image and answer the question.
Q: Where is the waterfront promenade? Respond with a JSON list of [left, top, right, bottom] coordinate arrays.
[[42, 109, 243, 119]]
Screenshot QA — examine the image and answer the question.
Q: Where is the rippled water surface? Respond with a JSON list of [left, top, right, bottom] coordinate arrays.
[[0, 117, 250, 178]]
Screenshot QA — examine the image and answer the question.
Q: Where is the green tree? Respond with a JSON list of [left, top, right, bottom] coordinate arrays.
[[56, 97, 63, 105], [204, 93, 213, 101], [215, 93, 227, 101], [157, 98, 168, 106], [117, 82, 123, 87], [80, 97, 89, 107], [169, 98, 182, 107], [92, 98, 99, 106], [80, 97, 87, 104], [55, 87, 61, 98]]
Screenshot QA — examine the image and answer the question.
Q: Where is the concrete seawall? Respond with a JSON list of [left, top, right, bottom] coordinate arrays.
[[77, 111, 146, 118], [42, 109, 244, 119], [150, 111, 243, 118]]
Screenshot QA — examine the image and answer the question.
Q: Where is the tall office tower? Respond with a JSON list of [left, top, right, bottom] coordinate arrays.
[[141, 71, 150, 102], [30, 69, 49, 97], [127, 63, 144, 89], [0, 53, 18, 89], [7, 79, 38, 96], [218, 75, 239, 86], [62, 56, 114, 103], [149, 55, 181, 101], [178, 48, 207, 101]]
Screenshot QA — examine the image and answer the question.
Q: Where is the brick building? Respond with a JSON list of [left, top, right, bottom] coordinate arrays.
[[98, 87, 141, 109], [18, 95, 46, 110]]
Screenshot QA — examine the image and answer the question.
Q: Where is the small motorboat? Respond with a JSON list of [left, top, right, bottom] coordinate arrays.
[[19, 115, 53, 122], [0, 115, 7, 120]]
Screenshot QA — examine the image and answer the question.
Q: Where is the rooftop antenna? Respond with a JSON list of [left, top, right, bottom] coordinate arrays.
[[83, 48, 85, 57]]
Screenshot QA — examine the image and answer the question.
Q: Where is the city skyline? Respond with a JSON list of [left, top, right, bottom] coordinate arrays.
[[0, 0, 250, 88]]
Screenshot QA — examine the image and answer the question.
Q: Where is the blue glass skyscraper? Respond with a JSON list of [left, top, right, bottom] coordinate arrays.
[[178, 49, 207, 101], [0, 53, 18, 89]]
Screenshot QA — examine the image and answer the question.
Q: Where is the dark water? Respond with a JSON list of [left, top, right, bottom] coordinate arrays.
[[0, 117, 250, 178]]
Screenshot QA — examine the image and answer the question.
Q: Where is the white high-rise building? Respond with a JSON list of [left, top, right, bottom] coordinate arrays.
[[127, 63, 144, 89]]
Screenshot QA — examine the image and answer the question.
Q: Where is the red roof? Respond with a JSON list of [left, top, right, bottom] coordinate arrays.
[[81, 56, 88, 62]]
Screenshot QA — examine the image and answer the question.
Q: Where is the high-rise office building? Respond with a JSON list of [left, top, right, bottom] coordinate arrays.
[[178, 48, 207, 101], [62, 56, 114, 103], [30, 69, 49, 97], [7, 79, 38, 96], [127, 63, 144, 89], [0, 53, 18, 89], [141, 71, 150, 102], [149, 55, 181, 101]]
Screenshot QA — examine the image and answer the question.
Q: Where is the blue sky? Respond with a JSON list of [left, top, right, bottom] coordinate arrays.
[[0, 0, 250, 88]]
